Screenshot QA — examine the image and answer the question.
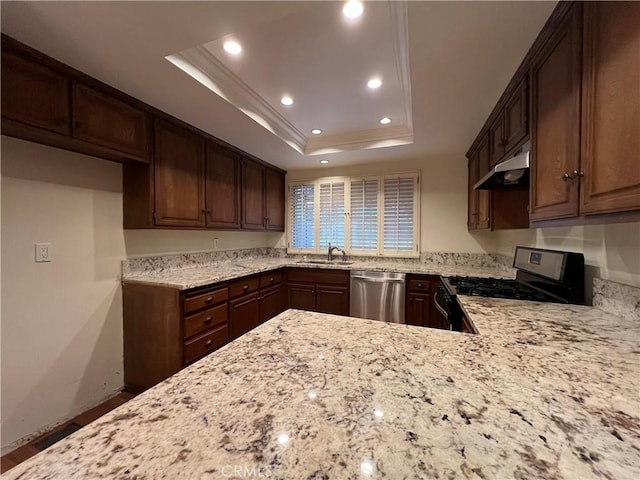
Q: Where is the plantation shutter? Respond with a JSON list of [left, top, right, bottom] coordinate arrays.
[[350, 178, 379, 252], [383, 175, 416, 253], [290, 183, 315, 249], [319, 181, 345, 249]]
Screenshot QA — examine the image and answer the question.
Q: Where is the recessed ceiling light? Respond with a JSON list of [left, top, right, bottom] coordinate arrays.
[[367, 78, 382, 89], [281, 96, 293, 106], [311, 129, 322, 135], [320, 159, 329, 164], [379, 117, 391, 125], [223, 40, 242, 55], [343, 0, 364, 19]]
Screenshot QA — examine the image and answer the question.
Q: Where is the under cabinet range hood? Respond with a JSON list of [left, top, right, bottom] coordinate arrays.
[[474, 143, 530, 190]]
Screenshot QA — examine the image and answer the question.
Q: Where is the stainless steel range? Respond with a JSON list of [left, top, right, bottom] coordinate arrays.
[[435, 247, 585, 331]]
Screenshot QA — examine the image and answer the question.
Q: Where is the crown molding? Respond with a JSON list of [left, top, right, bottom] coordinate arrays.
[[166, 1, 412, 156]]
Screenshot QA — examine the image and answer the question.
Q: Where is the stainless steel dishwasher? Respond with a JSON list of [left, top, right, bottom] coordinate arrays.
[[350, 271, 406, 323]]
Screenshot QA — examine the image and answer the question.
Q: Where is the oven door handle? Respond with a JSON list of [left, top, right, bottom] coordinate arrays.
[[433, 290, 449, 318]]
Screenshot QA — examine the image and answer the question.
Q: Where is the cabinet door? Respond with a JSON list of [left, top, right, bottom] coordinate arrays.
[[503, 79, 528, 154], [316, 285, 349, 316], [1, 51, 70, 135], [406, 292, 430, 327], [154, 120, 205, 227], [205, 143, 241, 229], [580, 2, 640, 215], [467, 153, 478, 230], [229, 293, 260, 341], [72, 83, 149, 161], [265, 167, 285, 231], [287, 283, 316, 311], [476, 135, 491, 229], [530, 5, 582, 221], [489, 112, 505, 166], [259, 285, 284, 324], [241, 159, 266, 230]]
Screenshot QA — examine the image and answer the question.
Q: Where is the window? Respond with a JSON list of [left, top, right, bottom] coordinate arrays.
[[289, 183, 315, 249], [288, 172, 419, 257], [319, 181, 345, 249], [350, 178, 379, 254]]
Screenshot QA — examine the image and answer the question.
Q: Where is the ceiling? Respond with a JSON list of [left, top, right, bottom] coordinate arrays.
[[0, 1, 557, 170]]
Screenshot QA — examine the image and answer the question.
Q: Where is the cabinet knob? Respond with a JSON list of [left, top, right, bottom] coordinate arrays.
[[205, 296, 213, 303], [417, 283, 424, 288], [204, 339, 213, 347], [562, 170, 581, 182], [242, 285, 249, 291], [269, 277, 274, 283], [204, 316, 212, 323]]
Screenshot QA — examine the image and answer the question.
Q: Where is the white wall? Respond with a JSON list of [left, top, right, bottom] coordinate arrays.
[[0, 136, 280, 453], [493, 223, 640, 291], [287, 155, 496, 254], [1, 137, 126, 453]]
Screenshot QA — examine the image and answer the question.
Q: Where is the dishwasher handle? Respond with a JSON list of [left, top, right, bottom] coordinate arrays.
[[351, 276, 405, 283]]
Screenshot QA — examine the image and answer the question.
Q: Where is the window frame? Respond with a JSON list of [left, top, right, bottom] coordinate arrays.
[[287, 171, 420, 258]]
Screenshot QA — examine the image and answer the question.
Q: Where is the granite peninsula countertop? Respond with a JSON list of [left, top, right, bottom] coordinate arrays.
[[122, 257, 514, 290], [5, 301, 639, 479]]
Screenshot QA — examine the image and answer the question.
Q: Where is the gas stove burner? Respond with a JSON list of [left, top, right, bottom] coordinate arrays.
[[443, 276, 558, 303]]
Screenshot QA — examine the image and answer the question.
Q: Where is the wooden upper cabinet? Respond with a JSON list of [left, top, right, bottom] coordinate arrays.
[[503, 79, 528, 154], [489, 78, 528, 167], [72, 83, 149, 162], [241, 159, 266, 230], [579, 1, 640, 215], [467, 153, 478, 230], [154, 120, 205, 227], [1, 51, 70, 135], [265, 167, 285, 231], [529, 4, 582, 221], [489, 112, 505, 166], [468, 134, 490, 230], [476, 135, 491, 229], [205, 143, 241, 229]]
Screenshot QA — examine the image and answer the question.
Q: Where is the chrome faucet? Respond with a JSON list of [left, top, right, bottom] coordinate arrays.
[[327, 242, 346, 261]]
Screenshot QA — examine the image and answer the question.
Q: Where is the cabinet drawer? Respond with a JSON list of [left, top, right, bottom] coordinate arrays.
[[259, 270, 282, 288], [407, 278, 432, 292], [183, 303, 227, 339], [183, 325, 228, 365], [183, 287, 228, 315], [229, 276, 259, 298]]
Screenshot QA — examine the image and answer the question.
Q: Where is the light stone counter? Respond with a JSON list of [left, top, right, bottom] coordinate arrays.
[[122, 257, 513, 290], [4, 301, 638, 479]]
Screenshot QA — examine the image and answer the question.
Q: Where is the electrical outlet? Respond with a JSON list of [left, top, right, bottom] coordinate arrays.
[[35, 243, 52, 263], [213, 238, 220, 249]]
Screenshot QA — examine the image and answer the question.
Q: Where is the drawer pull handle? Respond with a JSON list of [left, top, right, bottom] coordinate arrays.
[[205, 339, 213, 347], [417, 283, 424, 288], [269, 277, 274, 282], [205, 296, 214, 303], [242, 285, 249, 291], [204, 316, 212, 323]]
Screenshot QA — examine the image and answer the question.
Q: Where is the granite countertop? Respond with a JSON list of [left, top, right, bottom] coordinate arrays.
[[5, 301, 639, 479], [122, 257, 514, 290]]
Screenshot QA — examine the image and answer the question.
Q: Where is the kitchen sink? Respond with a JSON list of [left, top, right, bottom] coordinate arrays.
[[296, 259, 353, 265]]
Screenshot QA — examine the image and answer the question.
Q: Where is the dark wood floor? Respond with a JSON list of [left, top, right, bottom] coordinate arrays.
[[0, 391, 135, 474]]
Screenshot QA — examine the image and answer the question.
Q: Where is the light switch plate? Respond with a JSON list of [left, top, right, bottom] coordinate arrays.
[[213, 238, 219, 249], [35, 243, 52, 262]]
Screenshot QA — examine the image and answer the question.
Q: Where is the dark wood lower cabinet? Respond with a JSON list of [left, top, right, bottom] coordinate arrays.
[[288, 283, 316, 311], [405, 274, 447, 329], [259, 284, 285, 323], [229, 292, 259, 341], [285, 268, 350, 316], [316, 285, 349, 315]]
